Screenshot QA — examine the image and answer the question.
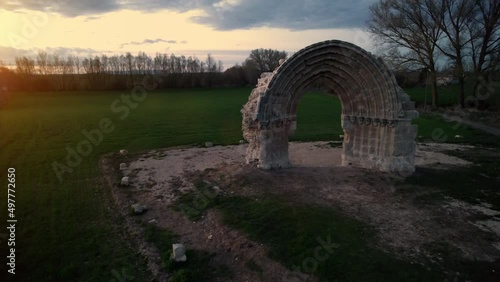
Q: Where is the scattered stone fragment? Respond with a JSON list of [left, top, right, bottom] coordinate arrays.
[[119, 149, 128, 156], [119, 163, 127, 171], [171, 244, 187, 262], [148, 219, 158, 224], [205, 142, 214, 148], [208, 235, 213, 240], [131, 203, 147, 215], [239, 140, 246, 144], [455, 135, 463, 138], [121, 177, 129, 186]]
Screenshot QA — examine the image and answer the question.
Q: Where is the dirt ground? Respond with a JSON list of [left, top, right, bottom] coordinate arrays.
[[101, 142, 500, 281]]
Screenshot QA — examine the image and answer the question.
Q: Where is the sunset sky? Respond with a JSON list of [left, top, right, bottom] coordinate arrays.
[[0, 0, 376, 68]]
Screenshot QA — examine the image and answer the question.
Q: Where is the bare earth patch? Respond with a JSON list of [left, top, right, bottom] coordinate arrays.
[[101, 142, 500, 281]]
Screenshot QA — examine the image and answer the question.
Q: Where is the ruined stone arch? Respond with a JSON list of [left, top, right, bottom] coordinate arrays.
[[241, 40, 419, 172]]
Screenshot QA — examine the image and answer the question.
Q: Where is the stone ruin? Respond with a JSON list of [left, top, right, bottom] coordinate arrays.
[[241, 40, 419, 172]]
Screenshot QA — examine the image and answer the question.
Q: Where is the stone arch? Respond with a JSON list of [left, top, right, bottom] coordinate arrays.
[[241, 40, 419, 172]]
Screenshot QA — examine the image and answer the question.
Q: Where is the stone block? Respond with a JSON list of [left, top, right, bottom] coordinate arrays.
[[121, 177, 129, 186], [171, 244, 187, 262]]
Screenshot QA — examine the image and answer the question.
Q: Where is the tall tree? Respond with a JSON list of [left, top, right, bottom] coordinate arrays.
[[368, 0, 444, 108], [206, 54, 217, 73], [15, 56, 36, 75], [242, 58, 260, 86], [431, 0, 476, 108], [125, 52, 134, 87], [74, 56, 81, 75], [37, 51, 50, 75], [248, 48, 287, 72], [467, 0, 500, 98]]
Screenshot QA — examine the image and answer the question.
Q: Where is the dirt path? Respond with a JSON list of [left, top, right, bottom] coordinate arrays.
[[103, 142, 500, 281], [441, 113, 500, 137]]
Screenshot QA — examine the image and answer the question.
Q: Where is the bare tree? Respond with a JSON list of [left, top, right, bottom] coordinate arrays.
[[125, 52, 134, 87], [200, 61, 206, 73], [135, 52, 146, 75], [368, 0, 444, 108], [74, 56, 81, 75], [242, 58, 260, 85], [206, 54, 217, 73], [248, 48, 287, 72], [174, 55, 182, 73], [15, 56, 36, 75], [430, 0, 477, 108], [51, 54, 63, 90], [153, 53, 162, 74], [218, 60, 224, 73], [191, 57, 201, 73], [467, 0, 500, 98], [180, 55, 187, 73], [109, 56, 120, 75], [37, 51, 50, 75], [63, 56, 75, 90]]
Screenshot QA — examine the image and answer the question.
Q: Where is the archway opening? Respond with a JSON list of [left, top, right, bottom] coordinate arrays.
[[291, 90, 343, 142], [288, 88, 344, 167]]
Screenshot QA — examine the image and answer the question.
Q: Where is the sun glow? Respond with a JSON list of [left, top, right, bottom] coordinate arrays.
[[0, 8, 374, 67]]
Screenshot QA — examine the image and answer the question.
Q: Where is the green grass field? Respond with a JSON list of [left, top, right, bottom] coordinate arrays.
[[404, 81, 500, 108], [0, 87, 498, 281]]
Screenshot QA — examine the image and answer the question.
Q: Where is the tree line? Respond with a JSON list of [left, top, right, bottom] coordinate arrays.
[[369, 0, 500, 108], [0, 48, 288, 92]]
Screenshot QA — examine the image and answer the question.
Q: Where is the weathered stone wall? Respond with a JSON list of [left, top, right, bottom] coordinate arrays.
[[241, 40, 419, 173]]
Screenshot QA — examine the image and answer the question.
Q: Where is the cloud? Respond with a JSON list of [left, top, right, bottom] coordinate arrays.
[[0, 0, 119, 17], [0, 0, 376, 30], [42, 46, 113, 57], [0, 45, 112, 64], [192, 0, 375, 30], [0, 46, 31, 63], [119, 38, 183, 49], [84, 16, 101, 21]]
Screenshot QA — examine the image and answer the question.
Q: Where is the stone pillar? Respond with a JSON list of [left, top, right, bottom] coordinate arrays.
[[255, 123, 291, 169], [341, 115, 417, 173], [385, 120, 418, 172]]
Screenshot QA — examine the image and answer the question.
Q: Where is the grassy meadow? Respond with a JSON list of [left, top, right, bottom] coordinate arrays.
[[0, 87, 498, 281]]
